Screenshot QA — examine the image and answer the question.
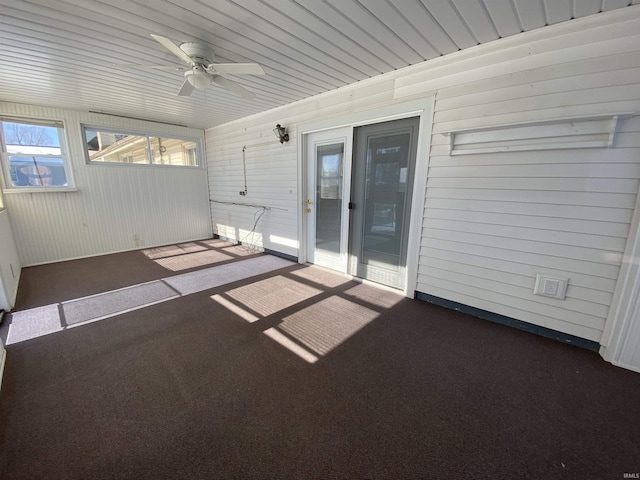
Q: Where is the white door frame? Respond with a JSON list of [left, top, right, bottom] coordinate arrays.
[[297, 96, 436, 297]]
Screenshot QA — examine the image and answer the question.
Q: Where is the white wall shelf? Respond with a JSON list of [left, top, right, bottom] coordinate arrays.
[[445, 114, 635, 155]]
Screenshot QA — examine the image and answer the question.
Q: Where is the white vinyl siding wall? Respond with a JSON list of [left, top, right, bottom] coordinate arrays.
[[0, 103, 211, 266], [415, 24, 640, 344], [206, 8, 640, 344]]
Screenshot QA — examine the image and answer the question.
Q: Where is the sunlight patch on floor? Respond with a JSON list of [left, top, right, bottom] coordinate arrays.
[[289, 267, 351, 288], [343, 283, 404, 308], [214, 275, 322, 322], [142, 242, 207, 260], [264, 328, 319, 364], [154, 250, 234, 271], [263, 296, 379, 363], [3, 255, 295, 345]]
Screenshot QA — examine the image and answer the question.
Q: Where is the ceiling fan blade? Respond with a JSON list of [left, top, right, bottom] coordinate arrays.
[[206, 63, 265, 75], [212, 75, 255, 99], [177, 78, 195, 96], [150, 34, 194, 65]]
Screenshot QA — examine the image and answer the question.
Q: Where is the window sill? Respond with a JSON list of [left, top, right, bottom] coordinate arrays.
[[2, 187, 78, 194]]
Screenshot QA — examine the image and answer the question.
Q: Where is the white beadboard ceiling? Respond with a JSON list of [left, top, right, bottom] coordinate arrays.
[[0, 0, 637, 130]]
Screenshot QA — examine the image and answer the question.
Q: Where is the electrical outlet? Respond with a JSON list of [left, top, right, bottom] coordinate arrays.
[[534, 274, 568, 300], [239, 190, 247, 196]]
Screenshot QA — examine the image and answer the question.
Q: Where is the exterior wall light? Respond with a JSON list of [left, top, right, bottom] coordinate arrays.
[[273, 124, 289, 144]]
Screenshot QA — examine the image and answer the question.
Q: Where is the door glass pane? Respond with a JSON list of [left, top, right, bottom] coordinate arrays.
[[316, 143, 343, 256], [362, 133, 411, 271]]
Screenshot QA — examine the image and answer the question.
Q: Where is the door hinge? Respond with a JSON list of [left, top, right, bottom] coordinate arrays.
[[348, 202, 355, 210]]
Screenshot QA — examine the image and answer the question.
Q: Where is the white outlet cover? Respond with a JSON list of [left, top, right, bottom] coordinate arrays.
[[534, 274, 568, 300]]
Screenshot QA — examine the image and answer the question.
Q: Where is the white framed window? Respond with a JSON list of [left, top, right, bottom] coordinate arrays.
[[83, 125, 202, 167], [0, 117, 75, 192]]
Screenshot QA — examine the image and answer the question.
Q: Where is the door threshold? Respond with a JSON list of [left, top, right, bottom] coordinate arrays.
[[303, 263, 406, 296]]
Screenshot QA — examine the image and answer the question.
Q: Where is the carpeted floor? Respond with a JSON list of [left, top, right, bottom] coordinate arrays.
[[0, 239, 639, 479]]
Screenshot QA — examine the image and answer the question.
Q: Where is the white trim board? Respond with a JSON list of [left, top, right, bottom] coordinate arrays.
[[0, 345, 6, 393]]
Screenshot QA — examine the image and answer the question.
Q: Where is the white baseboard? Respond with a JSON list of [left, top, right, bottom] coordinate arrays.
[[612, 360, 640, 374]]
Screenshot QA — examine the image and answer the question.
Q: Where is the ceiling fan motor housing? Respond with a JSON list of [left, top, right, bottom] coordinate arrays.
[[180, 42, 215, 65]]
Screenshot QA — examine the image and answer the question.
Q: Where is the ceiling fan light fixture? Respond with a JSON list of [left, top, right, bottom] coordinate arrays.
[[185, 68, 211, 90], [273, 124, 289, 143]]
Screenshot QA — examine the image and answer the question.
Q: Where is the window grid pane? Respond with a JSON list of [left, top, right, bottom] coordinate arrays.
[[84, 127, 200, 167], [1, 119, 72, 190]]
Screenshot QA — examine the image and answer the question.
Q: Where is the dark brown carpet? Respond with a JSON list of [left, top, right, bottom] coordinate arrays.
[[1, 240, 639, 480]]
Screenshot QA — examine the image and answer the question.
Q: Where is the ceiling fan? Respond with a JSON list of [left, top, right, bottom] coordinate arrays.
[[132, 34, 265, 98]]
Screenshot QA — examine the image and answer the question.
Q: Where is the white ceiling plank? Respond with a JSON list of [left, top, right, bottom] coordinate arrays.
[[482, 0, 522, 37], [450, 0, 499, 43], [40, 0, 342, 94], [603, 0, 632, 10], [573, 0, 604, 17], [3, 0, 316, 95], [163, 0, 371, 80], [266, 0, 390, 74], [98, 0, 356, 85], [292, 0, 403, 69], [544, 0, 573, 24], [324, 0, 425, 65], [0, 34, 286, 109], [387, 0, 458, 54], [0, 44, 277, 112], [420, 0, 477, 49], [353, 0, 440, 60], [513, 0, 547, 30]]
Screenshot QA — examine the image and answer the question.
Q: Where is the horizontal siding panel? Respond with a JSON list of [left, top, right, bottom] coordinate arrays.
[[420, 246, 617, 292], [420, 237, 621, 279], [420, 254, 614, 305], [432, 101, 640, 134], [422, 227, 623, 265], [423, 198, 633, 223], [425, 188, 637, 209], [416, 281, 603, 341], [434, 84, 640, 123], [427, 163, 640, 179], [426, 177, 640, 194], [419, 266, 610, 320], [615, 132, 640, 148], [395, 31, 640, 99], [427, 148, 640, 165], [435, 68, 640, 111], [423, 209, 631, 237], [422, 217, 627, 251], [436, 50, 640, 101]]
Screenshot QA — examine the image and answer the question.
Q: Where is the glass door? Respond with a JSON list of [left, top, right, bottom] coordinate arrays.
[[305, 128, 352, 272], [349, 117, 419, 290]]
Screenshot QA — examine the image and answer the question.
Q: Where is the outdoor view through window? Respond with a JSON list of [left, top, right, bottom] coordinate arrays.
[[0, 120, 68, 188], [84, 128, 199, 167]]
